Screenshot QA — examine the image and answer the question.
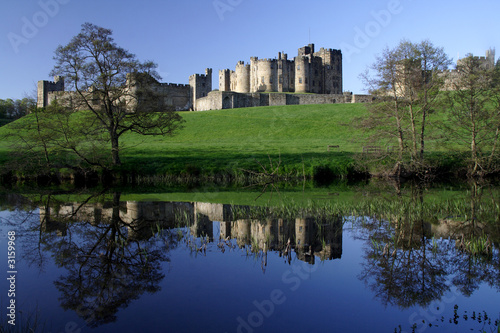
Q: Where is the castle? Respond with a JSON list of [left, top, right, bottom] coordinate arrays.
[[37, 44, 374, 112], [37, 70, 213, 112], [40, 199, 343, 263], [441, 48, 496, 91], [219, 44, 342, 94]]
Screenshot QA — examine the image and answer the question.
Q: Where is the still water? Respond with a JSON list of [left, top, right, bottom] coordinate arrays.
[[0, 186, 499, 333]]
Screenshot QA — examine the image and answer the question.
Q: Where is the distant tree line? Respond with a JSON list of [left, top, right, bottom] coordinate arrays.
[[0, 97, 35, 123]]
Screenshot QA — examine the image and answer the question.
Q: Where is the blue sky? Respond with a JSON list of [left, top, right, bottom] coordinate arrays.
[[1, 0, 499, 100]]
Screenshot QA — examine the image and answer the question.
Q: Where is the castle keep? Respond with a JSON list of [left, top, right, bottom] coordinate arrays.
[[219, 44, 342, 94], [196, 44, 372, 111], [37, 44, 373, 111]]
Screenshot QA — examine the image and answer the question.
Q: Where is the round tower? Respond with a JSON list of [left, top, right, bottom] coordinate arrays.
[[235, 61, 251, 93], [295, 218, 308, 249], [126, 201, 141, 221], [250, 57, 259, 92], [255, 59, 275, 92], [236, 219, 252, 248]]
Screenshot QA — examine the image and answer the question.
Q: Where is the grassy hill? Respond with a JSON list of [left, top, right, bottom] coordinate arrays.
[[0, 103, 465, 179], [118, 103, 372, 176]]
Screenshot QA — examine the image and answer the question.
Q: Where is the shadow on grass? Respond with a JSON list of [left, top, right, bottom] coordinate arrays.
[[120, 149, 357, 177]]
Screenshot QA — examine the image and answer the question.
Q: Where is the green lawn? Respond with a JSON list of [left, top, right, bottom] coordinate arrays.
[[0, 103, 470, 177], [118, 103, 371, 175]]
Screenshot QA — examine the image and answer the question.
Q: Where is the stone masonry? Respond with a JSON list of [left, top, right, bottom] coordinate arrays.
[[37, 44, 374, 112]]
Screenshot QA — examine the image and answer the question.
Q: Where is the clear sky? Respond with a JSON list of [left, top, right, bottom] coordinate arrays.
[[1, 0, 499, 100]]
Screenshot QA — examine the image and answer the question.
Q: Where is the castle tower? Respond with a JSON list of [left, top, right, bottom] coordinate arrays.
[[37, 76, 65, 108], [486, 48, 496, 69], [295, 56, 310, 93], [219, 69, 231, 92], [277, 52, 294, 92], [235, 61, 251, 93], [315, 48, 343, 94], [189, 68, 212, 111], [253, 59, 277, 92]]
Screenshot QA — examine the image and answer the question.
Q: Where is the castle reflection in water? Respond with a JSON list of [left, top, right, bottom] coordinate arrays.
[[39, 200, 343, 264]]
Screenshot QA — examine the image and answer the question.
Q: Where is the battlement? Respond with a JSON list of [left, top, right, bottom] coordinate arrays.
[[43, 76, 64, 87], [278, 52, 288, 61], [236, 62, 250, 70], [319, 47, 336, 52], [159, 83, 190, 88], [256, 58, 277, 63]]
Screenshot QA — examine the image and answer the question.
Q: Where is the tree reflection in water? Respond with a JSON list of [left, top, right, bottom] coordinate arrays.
[[357, 182, 500, 311], [3, 182, 499, 330], [17, 192, 183, 327]]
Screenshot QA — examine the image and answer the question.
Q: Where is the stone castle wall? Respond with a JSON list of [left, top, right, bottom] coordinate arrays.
[[194, 91, 373, 111], [156, 83, 191, 111], [441, 49, 496, 91], [37, 44, 372, 112]]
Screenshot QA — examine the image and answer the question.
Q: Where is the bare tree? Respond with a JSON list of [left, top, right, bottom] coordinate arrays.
[[360, 40, 451, 176]]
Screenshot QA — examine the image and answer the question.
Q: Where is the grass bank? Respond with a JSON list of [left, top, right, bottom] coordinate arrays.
[[118, 103, 370, 176], [0, 103, 485, 182]]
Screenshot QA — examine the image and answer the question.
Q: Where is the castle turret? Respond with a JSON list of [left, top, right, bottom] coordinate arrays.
[[219, 69, 231, 92], [254, 59, 277, 92], [37, 76, 65, 108], [235, 61, 251, 93], [295, 56, 310, 93], [298, 44, 315, 57]]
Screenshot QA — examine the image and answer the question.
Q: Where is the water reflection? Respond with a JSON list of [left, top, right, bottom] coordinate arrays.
[[357, 182, 500, 312], [37, 193, 179, 327], [2, 184, 499, 331], [12, 193, 343, 327]]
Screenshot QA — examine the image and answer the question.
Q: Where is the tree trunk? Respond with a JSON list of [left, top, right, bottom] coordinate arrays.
[[420, 109, 426, 163], [408, 104, 418, 160], [420, 87, 429, 164], [487, 125, 499, 171], [393, 98, 405, 162], [110, 130, 121, 166], [471, 118, 478, 176], [468, 92, 479, 176]]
